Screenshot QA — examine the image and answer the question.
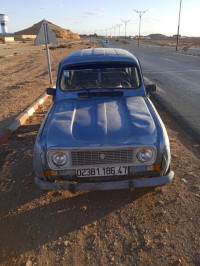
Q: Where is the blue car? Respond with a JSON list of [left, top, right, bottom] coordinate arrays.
[[34, 48, 174, 192]]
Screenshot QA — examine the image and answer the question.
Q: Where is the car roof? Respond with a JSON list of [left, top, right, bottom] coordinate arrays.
[[60, 48, 139, 67]]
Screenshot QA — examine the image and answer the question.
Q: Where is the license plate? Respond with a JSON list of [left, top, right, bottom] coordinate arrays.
[[76, 166, 128, 177]]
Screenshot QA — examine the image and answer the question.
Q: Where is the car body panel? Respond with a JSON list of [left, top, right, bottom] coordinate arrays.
[[43, 96, 157, 149]]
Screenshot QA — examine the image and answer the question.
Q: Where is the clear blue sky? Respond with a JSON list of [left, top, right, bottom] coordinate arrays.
[[1, 0, 199, 37]]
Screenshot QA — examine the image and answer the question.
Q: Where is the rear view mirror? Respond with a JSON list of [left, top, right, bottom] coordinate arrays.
[[146, 84, 156, 93], [46, 87, 56, 96]]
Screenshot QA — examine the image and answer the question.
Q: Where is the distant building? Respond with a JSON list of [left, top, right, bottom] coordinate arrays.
[[0, 35, 14, 43], [147, 34, 168, 40], [14, 35, 37, 41], [173, 34, 181, 38]]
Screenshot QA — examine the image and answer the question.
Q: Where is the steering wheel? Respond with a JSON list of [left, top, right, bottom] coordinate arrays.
[[120, 80, 132, 87]]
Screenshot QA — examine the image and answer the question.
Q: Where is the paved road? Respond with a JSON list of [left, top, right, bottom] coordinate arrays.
[[103, 39, 200, 141]]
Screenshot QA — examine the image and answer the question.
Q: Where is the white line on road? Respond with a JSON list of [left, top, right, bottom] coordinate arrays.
[[144, 69, 200, 74], [160, 57, 178, 63]]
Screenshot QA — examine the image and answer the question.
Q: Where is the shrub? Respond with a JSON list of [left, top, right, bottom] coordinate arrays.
[[120, 40, 129, 45], [49, 46, 57, 50], [182, 46, 189, 52]]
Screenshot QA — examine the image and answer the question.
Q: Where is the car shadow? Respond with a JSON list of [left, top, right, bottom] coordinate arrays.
[[0, 122, 155, 262], [0, 181, 153, 262]]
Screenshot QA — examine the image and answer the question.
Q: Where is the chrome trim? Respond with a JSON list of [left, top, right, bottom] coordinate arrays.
[[47, 145, 157, 170]]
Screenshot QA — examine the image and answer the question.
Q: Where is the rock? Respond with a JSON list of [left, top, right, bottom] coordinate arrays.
[[156, 211, 166, 217], [193, 144, 200, 148], [26, 260, 32, 266], [158, 200, 165, 206], [181, 178, 187, 183], [80, 205, 87, 211], [64, 240, 70, 247], [155, 200, 165, 206]]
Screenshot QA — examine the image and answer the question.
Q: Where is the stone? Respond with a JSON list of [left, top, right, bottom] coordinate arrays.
[[193, 144, 200, 148], [26, 260, 32, 266], [64, 240, 70, 247], [158, 200, 165, 206], [181, 178, 187, 183], [80, 205, 87, 211]]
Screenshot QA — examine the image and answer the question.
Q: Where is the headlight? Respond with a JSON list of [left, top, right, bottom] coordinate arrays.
[[52, 152, 68, 166], [137, 149, 153, 162]]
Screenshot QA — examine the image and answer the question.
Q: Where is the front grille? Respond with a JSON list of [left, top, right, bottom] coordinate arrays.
[[71, 149, 134, 166]]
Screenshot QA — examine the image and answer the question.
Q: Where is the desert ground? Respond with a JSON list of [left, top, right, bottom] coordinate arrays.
[[0, 39, 200, 265], [138, 37, 200, 48]]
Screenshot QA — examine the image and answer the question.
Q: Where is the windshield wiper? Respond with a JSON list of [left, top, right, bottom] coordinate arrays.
[[78, 91, 124, 98]]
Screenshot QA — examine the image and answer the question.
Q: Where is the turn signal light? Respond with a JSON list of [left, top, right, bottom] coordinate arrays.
[[147, 165, 161, 171], [153, 164, 161, 171], [44, 170, 58, 176]]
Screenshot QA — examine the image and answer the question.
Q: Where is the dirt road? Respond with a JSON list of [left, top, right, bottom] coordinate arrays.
[[0, 40, 200, 266]]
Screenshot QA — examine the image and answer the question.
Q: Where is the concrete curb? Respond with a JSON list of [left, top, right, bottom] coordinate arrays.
[[0, 92, 49, 145]]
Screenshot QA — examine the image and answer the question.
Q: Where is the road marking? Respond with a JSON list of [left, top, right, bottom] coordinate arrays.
[[160, 57, 178, 63], [144, 69, 200, 74]]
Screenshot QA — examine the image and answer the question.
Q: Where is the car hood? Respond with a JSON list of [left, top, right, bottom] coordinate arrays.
[[44, 96, 157, 148]]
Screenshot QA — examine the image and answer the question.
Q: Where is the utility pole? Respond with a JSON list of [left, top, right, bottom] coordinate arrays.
[[116, 24, 123, 38], [113, 26, 115, 37], [133, 9, 148, 47], [121, 19, 131, 39], [176, 0, 182, 51]]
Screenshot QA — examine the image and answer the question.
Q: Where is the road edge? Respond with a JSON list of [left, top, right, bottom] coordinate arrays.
[[144, 76, 200, 142], [0, 92, 49, 145]]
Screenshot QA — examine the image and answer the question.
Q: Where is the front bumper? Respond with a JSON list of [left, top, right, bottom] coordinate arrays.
[[34, 170, 174, 192]]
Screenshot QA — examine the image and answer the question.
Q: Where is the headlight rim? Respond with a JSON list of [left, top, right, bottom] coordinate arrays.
[[137, 148, 153, 163], [52, 152, 68, 166]]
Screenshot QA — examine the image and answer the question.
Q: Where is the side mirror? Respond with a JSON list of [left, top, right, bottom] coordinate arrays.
[[146, 84, 156, 93], [46, 87, 56, 96]]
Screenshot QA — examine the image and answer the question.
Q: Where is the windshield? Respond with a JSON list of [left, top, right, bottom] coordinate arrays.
[[60, 64, 141, 91]]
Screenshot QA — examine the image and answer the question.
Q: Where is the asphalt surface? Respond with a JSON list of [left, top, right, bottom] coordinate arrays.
[[103, 39, 200, 141]]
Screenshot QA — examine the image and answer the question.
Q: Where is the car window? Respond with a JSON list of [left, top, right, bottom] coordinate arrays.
[[60, 64, 140, 91]]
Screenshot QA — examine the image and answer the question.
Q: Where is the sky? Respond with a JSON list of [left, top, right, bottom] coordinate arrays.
[[1, 0, 200, 37]]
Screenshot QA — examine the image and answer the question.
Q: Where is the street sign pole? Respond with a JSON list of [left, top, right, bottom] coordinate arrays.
[[43, 21, 53, 84], [35, 20, 58, 85]]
